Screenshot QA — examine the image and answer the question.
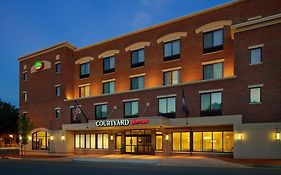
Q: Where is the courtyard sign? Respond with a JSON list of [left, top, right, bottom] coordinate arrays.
[[95, 119, 150, 127]]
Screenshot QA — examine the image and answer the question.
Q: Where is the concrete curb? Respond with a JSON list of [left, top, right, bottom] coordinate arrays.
[[72, 157, 160, 165]]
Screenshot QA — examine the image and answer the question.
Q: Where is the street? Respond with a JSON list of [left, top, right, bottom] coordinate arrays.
[[0, 159, 280, 175]]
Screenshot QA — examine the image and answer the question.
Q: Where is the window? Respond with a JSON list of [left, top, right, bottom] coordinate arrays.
[[155, 131, 163, 151], [163, 70, 180, 85], [23, 72, 27, 81], [23, 92, 27, 102], [55, 63, 61, 73], [103, 81, 115, 94], [55, 85, 60, 96], [164, 40, 180, 61], [55, 108, 60, 119], [203, 29, 223, 53], [158, 96, 176, 118], [193, 131, 233, 152], [80, 62, 90, 79], [95, 104, 108, 119], [124, 101, 138, 118], [32, 131, 50, 150], [131, 76, 144, 90], [172, 132, 190, 151], [131, 49, 144, 68], [103, 56, 115, 74], [200, 92, 222, 116], [203, 63, 223, 80], [249, 87, 261, 103], [250, 47, 262, 64], [74, 133, 109, 149], [79, 85, 90, 97], [115, 132, 122, 149]]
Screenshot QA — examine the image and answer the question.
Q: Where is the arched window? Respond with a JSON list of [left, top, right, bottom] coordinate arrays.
[[32, 131, 50, 150]]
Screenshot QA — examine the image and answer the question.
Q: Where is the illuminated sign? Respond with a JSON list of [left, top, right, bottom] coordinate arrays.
[[34, 61, 44, 70], [95, 119, 149, 127]]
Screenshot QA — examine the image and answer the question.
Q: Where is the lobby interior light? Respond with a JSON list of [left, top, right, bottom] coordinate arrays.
[[276, 132, 280, 140]]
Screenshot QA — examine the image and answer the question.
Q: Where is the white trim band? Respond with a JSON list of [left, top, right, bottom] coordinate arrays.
[[102, 79, 115, 83], [248, 44, 264, 49], [78, 83, 90, 87], [162, 67, 181, 72], [94, 102, 108, 106], [199, 88, 223, 94], [122, 98, 139, 102], [129, 73, 145, 78], [157, 94, 176, 98], [248, 84, 263, 88]]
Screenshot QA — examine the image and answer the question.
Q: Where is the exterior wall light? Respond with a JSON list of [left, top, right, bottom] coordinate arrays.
[[28, 136, 32, 141], [276, 132, 280, 140], [50, 136, 54, 141], [110, 135, 114, 141], [61, 135, 65, 141], [238, 132, 242, 140], [19, 136, 22, 140], [165, 134, 169, 141], [9, 134, 13, 138]]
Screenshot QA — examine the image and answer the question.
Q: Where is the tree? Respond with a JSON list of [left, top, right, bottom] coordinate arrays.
[[18, 115, 33, 156], [0, 99, 19, 134]]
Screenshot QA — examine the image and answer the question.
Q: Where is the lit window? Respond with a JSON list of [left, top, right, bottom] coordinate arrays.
[[131, 76, 144, 90], [103, 81, 115, 94], [79, 85, 90, 97], [55, 108, 60, 119], [103, 56, 115, 74], [74, 133, 108, 149], [172, 132, 190, 151], [115, 133, 122, 149], [203, 29, 223, 53], [163, 70, 180, 85], [95, 104, 108, 119], [23, 92, 27, 102], [131, 49, 144, 68], [80, 62, 90, 79], [124, 101, 138, 118], [55, 63, 61, 73], [32, 131, 50, 150], [158, 96, 176, 118], [200, 92, 222, 116], [164, 40, 180, 61], [250, 48, 262, 64], [249, 87, 261, 103], [156, 131, 163, 151], [203, 63, 223, 80], [55, 85, 60, 96]]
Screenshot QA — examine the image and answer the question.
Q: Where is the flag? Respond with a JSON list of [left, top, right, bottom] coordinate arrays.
[[181, 87, 188, 116], [72, 101, 81, 121]]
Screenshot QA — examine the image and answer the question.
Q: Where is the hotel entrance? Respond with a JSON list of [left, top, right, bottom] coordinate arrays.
[[125, 130, 153, 155]]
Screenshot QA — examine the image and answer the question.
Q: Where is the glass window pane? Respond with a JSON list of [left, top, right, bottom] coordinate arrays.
[[172, 40, 180, 55], [213, 29, 223, 46], [203, 132, 212, 151], [250, 48, 261, 64], [131, 77, 138, 90], [116, 135, 121, 149], [156, 135, 163, 151], [167, 97, 176, 113], [213, 132, 222, 152], [204, 65, 213, 80], [172, 70, 179, 84], [86, 134, 90, 149], [204, 32, 213, 49], [181, 132, 190, 151], [173, 132, 180, 151], [110, 57, 115, 68], [131, 101, 138, 116], [96, 105, 101, 118], [101, 105, 107, 118], [164, 43, 172, 57], [90, 134, 96, 148], [125, 102, 131, 116], [138, 49, 144, 62], [75, 134, 80, 148], [103, 134, 109, 149], [159, 99, 167, 114], [80, 134, 85, 148], [213, 63, 223, 79], [97, 134, 103, 149], [250, 88, 261, 103], [201, 94, 211, 111], [193, 132, 202, 151], [110, 82, 115, 93], [138, 76, 144, 89], [211, 92, 222, 110], [164, 72, 171, 85], [223, 132, 233, 152]]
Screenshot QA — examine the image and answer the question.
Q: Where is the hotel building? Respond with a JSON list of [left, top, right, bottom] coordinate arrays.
[[18, 0, 281, 159]]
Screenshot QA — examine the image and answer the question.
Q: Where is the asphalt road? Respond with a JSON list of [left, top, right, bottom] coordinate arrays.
[[0, 159, 280, 175]]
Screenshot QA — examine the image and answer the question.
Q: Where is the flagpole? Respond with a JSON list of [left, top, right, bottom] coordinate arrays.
[[74, 100, 89, 123]]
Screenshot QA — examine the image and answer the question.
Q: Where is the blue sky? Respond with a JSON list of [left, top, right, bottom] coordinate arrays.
[[0, 0, 231, 107]]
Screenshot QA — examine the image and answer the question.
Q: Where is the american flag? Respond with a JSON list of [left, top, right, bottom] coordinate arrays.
[[73, 101, 81, 121], [181, 87, 188, 116]]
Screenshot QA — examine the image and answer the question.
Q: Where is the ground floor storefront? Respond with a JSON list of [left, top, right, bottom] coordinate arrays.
[[23, 115, 281, 159]]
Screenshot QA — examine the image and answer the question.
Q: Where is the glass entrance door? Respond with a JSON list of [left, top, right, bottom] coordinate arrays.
[[125, 130, 152, 154]]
